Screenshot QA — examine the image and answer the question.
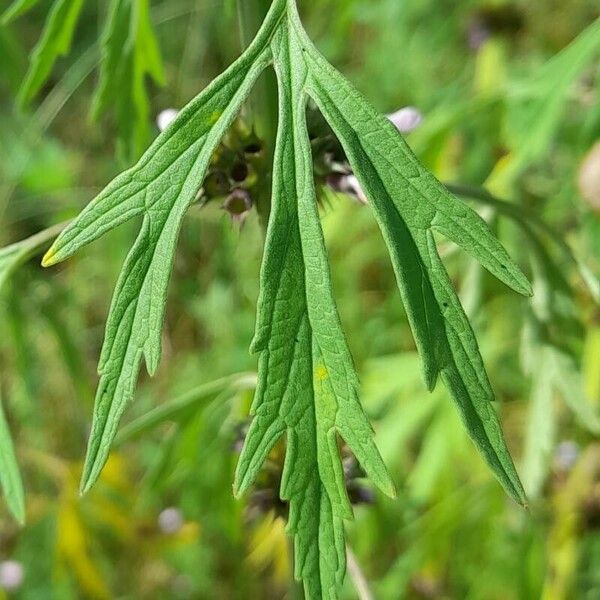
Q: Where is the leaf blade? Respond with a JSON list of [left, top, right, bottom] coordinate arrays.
[[18, 0, 85, 106], [236, 19, 393, 598], [296, 17, 527, 505], [0, 393, 26, 524], [1, 223, 68, 292], [91, 0, 165, 160], [1, 0, 40, 25], [80, 52, 272, 494], [43, 1, 289, 493]]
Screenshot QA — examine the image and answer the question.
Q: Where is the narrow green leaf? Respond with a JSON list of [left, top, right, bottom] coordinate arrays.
[[136, 0, 164, 85], [521, 346, 555, 499], [553, 351, 600, 435], [0, 222, 68, 293], [235, 20, 394, 599], [18, 0, 84, 106], [0, 392, 25, 524], [114, 373, 257, 444], [289, 9, 528, 505], [1, 0, 40, 25], [43, 0, 286, 494], [496, 18, 600, 186], [39, 1, 532, 595], [446, 183, 597, 300], [92, 0, 166, 160], [522, 317, 600, 498], [91, 0, 131, 120]]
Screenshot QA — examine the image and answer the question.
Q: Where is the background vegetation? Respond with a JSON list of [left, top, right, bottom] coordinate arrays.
[[0, 0, 599, 598]]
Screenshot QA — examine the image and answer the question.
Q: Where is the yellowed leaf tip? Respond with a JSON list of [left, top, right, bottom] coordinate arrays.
[[386, 482, 398, 499], [41, 247, 57, 267]]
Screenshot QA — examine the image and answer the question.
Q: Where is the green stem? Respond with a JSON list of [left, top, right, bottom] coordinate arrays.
[[237, 0, 279, 229]]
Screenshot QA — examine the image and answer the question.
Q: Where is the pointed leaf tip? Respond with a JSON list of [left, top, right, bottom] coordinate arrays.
[[79, 472, 96, 496], [232, 475, 243, 499], [503, 262, 533, 298], [41, 247, 57, 267], [382, 480, 398, 500]]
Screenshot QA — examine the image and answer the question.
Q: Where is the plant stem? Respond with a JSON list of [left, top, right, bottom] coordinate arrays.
[[236, 0, 279, 229], [346, 545, 375, 600]]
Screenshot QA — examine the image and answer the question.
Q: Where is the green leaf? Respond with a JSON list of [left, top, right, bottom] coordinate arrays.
[[553, 351, 600, 435], [1, 0, 40, 25], [18, 0, 84, 106], [43, 0, 285, 494], [522, 316, 600, 498], [0, 391, 25, 524], [521, 335, 556, 499], [42, 0, 531, 595], [92, 0, 166, 160], [235, 21, 394, 598], [289, 10, 529, 505], [114, 373, 257, 444], [0, 223, 68, 293], [493, 17, 600, 188]]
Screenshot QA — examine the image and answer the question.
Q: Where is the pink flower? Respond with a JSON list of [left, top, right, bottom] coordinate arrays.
[[0, 561, 24, 592]]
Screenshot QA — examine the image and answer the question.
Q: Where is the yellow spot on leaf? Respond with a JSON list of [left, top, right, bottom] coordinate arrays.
[[208, 110, 222, 125], [315, 365, 328, 381]]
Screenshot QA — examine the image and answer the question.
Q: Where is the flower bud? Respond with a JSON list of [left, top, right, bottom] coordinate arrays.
[[203, 170, 231, 198], [230, 161, 250, 184], [347, 482, 375, 505], [243, 135, 263, 157], [327, 174, 368, 204], [223, 189, 253, 224]]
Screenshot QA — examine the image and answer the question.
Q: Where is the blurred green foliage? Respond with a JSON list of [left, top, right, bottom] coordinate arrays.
[[0, 0, 599, 598]]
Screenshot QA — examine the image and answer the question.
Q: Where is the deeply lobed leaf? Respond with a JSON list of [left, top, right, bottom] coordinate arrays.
[[235, 21, 394, 597], [288, 7, 530, 505], [42, 0, 531, 595], [44, 0, 286, 493]]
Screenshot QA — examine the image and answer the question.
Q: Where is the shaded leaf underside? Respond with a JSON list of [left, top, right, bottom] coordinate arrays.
[[43, 3, 281, 492]]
